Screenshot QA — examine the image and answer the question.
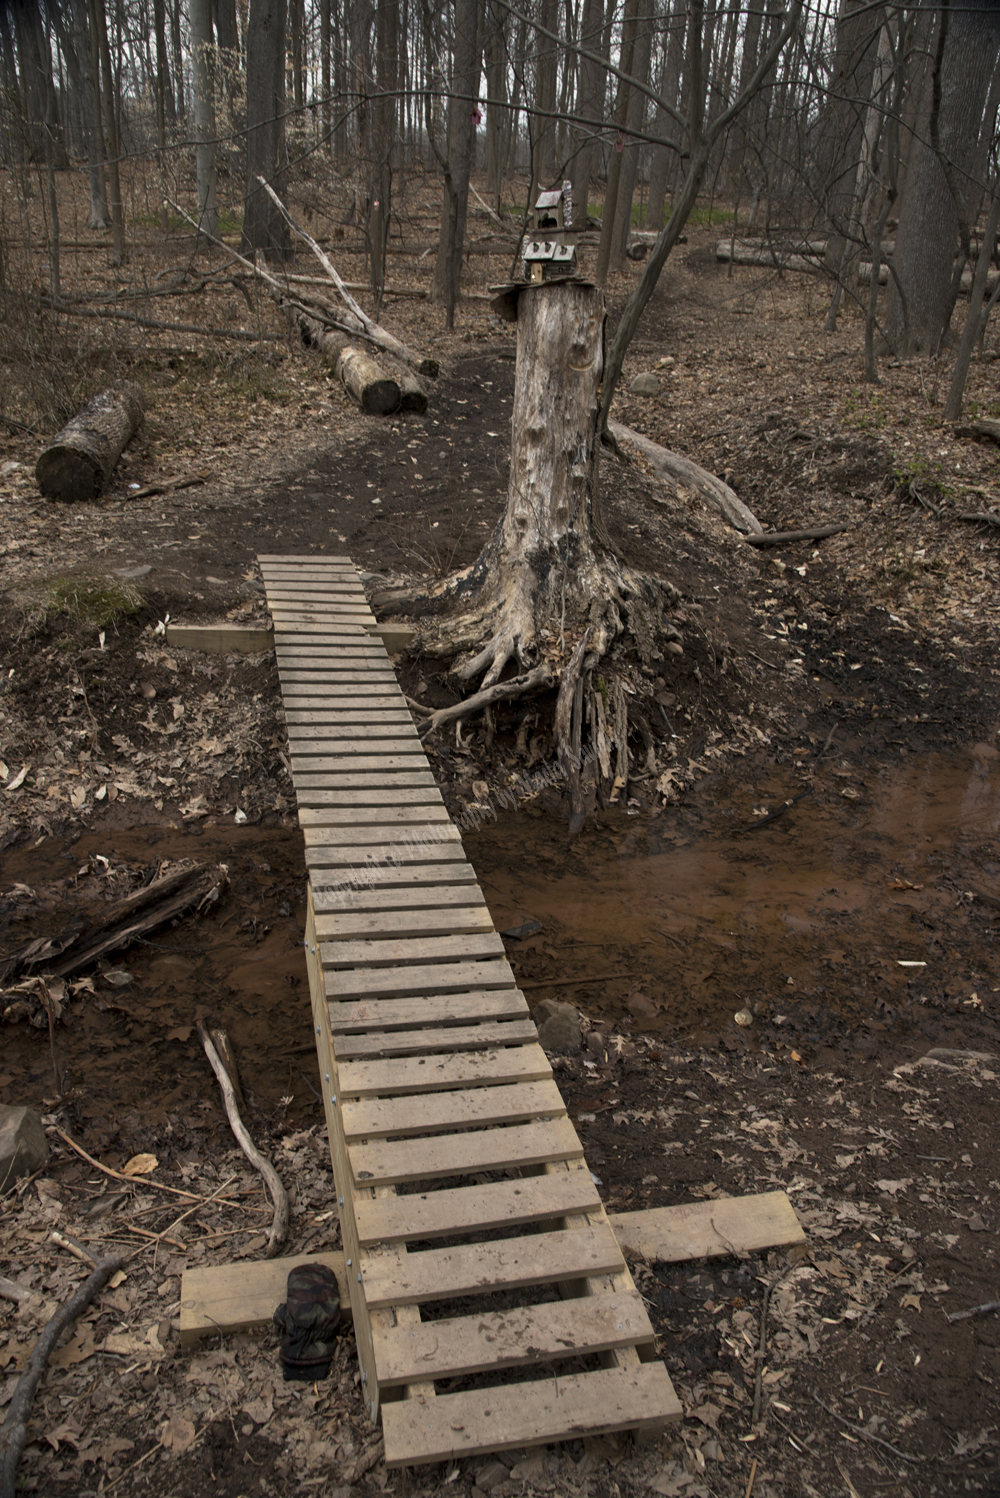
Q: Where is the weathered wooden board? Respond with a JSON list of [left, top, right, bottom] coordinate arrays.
[[284, 710, 413, 725], [314, 883, 492, 920], [309, 860, 477, 889], [318, 905, 494, 943], [343, 1079, 565, 1140], [306, 844, 468, 871], [304, 823, 457, 847], [353, 1166, 598, 1245], [179, 1252, 350, 1347], [165, 624, 274, 654], [299, 804, 450, 826], [362, 1222, 622, 1306], [349, 1117, 585, 1189], [296, 787, 443, 807], [334, 1018, 538, 1060], [337, 1042, 551, 1100], [322, 930, 505, 968], [381, 1364, 680, 1468], [293, 756, 433, 777], [327, 989, 529, 1032], [374, 1289, 653, 1386], [609, 1191, 806, 1262], [288, 723, 418, 741], [325, 957, 516, 1001]]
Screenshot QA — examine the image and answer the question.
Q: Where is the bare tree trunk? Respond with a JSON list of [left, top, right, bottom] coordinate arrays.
[[430, 0, 480, 325], [945, 181, 1000, 419], [531, 0, 559, 191], [646, 0, 685, 227], [242, 0, 290, 259], [886, 0, 1000, 355], [609, 7, 653, 270], [595, 0, 639, 285], [90, 0, 125, 261], [569, 0, 605, 228], [190, 0, 219, 240], [369, 0, 398, 314]]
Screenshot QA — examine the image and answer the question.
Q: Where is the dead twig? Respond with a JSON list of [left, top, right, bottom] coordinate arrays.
[[198, 1027, 288, 1257], [812, 1394, 922, 1463], [947, 1299, 1000, 1323], [0, 1277, 38, 1306], [54, 1128, 238, 1207], [130, 470, 212, 500], [745, 522, 854, 547], [50, 1230, 97, 1266], [0, 1253, 122, 1498], [744, 1457, 758, 1498], [40, 298, 283, 341]]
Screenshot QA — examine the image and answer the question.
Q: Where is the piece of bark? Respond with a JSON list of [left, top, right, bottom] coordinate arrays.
[[5, 862, 227, 982], [198, 1027, 288, 1257], [0, 1254, 122, 1498], [608, 420, 763, 535], [35, 383, 145, 502], [745, 523, 854, 547]]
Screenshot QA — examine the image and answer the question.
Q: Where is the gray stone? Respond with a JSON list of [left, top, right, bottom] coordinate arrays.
[[0, 1105, 49, 1186], [533, 1000, 582, 1053], [629, 371, 661, 397], [476, 1461, 509, 1490], [114, 565, 152, 578]]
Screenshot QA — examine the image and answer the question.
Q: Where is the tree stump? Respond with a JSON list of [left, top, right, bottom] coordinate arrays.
[[35, 383, 146, 502]]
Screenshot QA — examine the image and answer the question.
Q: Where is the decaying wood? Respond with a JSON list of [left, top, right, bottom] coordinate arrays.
[[4, 861, 227, 982], [130, 469, 212, 499], [955, 418, 1000, 445], [555, 634, 589, 835], [715, 239, 822, 273], [290, 306, 400, 414], [35, 382, 145, 503], [958, 510, 1000, 528], [209, 1027, 245, 1111], [608, 421, 763, 535], [745, 522, 854, 547], [198, 1026, 289, 1257], [0, 1277, 38, 1306], [0, 1254, 122, 1498]]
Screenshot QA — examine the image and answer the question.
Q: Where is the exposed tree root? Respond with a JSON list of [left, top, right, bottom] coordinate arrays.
[[412, 663, 555, 738]]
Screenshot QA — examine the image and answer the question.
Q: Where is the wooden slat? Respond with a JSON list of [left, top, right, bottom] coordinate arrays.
[[288, 723, 418, 741], [296, 787, 443, 807], [318, 905, 494, 943], [180, 1252, 350, 1347], [314, 884, 493, 919], [353, 1166, 598, 1245], [292, 739, 421, 756], [322, 931, 505, 969], [338, 1042, 551, 1099], [374, 1290, 653, 1386], [304, 824, 457, 847], [294, 755, 433, 776], [334, 1018, 539, 1059], [361, 1221, 621, 1305], [284, 710, 413, 724], [307, 844, 469, 870], [281, 685, 405, 698], [258, 551, 354, 560], [326, 958, 515, 1000], [273, 617, 377, 629], [310, 860, 477, 888], [299, 805, 449, 825], [343, 1079, 565, 1140], [328, 989, 528, 1033], [381, 1364, 680, 1467], [294, 773, 435, 789], [280, 670, 397, 684], [609, 1192, 806, 1262], [350, 1117, 585, 1189]]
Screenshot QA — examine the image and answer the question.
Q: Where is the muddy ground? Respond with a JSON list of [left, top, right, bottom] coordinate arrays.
[[2, 175, 1000, 1497]]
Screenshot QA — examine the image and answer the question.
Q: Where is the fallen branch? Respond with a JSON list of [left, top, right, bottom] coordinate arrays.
[[608, 421, 763, 535], [813, 1394, 921, 1463], [257, 179, 438, 378], [745, 522, 854, 547], [0, 1253, 122, 1498], [50, 1230, 96, 1266], [954, 418, 1000, 444], [947, 1299, 1000, 1323], [0, 1276, 38, 1306], [198, 1026, 288, 1257], [957, 510, 1000, 528], [130, 469, 212, 499], [41, 298, 283, 341], [416, 664, 555, 738]]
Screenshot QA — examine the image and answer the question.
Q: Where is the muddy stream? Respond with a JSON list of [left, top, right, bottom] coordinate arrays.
[[2, 744, 998, 1155]]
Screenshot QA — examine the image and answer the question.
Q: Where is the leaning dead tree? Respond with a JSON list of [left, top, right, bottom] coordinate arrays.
[[376, 280, 684, 831]]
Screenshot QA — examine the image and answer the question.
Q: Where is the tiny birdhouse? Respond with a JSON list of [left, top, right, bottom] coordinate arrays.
[[523, 181, 577, 281]]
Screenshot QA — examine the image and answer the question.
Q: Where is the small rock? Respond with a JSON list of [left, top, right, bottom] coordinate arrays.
[[585, 1030, 607, 1063], [1, 461, 21, 478], [629, 371, 661, 397], [476, 1461, 509, 1490], [656, 355, 676, 369], [533, 999, 582, 1053], [703, 1440, 724, 1462], [0, 1104, 49, 1184], [114, 565, 152, 578], [734, 1008, 753, 1027], [968, 1214, 988, 1232]]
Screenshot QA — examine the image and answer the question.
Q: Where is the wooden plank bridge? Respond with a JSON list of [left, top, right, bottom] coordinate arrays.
[[260, 553, 682, 1467]]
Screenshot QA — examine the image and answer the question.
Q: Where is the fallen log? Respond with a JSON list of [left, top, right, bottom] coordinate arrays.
[[716, 239, 822, 273], [290, 306, 400, 414], [953, 418, 1000, 445], [35, 382, 145, 502], [716, 235, 828, 260], [607, 421, 763, 535], [4, 861, 227, 982]]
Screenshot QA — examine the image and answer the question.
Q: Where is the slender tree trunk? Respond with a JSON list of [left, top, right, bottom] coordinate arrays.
[[595, 0, 639, 284], [242, 0, 290, 258], [90, 0, 125, 261], [320, 0, 332, 154], [531, 0, 559, 191], [369, 0, 398, 313], [646, 0, 686, 226], [945, 182, 1000, 419], [430, 0, 480, 325], [170, 0, 185, 118], [569, 0, 604, 228], [189, 0, 219, 239], [609, 7, 653, 270]]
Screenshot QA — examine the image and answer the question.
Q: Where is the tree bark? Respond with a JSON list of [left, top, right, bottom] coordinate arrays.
[[190, 0, 219, 240], [35, 383, 146, 503], [430, 0, 481, 324], [569, 0, 605, 227], [886, 0, 1000, 355], [293, 310, 402, 413], [89, 0, 125, 263], [242, 0, 290, 259]]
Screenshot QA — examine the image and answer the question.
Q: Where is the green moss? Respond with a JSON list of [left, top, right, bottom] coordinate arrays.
[[47, 574, 144, 630]]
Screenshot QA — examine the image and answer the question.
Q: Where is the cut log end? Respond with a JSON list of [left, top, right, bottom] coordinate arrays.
[[35, 447, 103, 503], [34, 382, 145, 503]]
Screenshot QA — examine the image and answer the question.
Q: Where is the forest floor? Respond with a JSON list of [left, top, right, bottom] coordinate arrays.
[[2, 166, 1000, 1498]]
